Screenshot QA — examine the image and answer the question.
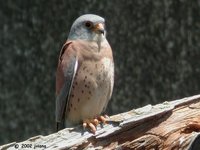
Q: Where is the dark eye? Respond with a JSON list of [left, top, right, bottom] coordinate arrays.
[[85, 21, 92, 28]]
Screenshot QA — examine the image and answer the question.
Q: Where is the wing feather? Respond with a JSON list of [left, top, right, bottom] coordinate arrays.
[[55, 41, 78, 131]]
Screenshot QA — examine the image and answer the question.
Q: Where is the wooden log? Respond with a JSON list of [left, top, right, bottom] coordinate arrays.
[[1, 94, 200, 150]]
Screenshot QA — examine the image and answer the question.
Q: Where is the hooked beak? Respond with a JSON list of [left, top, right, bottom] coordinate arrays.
[[93, 23, 105, 35]]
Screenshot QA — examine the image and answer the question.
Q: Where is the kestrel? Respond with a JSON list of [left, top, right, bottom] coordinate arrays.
[[56, 14, 114, 133]]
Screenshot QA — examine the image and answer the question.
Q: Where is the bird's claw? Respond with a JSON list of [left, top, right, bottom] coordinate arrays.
[[98, 115, 109, 124], [83, 115, 109, 133]]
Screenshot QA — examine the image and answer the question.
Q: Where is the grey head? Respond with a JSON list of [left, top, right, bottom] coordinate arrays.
[[68, 14, 107, 45]]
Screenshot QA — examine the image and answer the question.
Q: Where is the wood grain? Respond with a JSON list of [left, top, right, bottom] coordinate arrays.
[[1, 95, 200, 150]]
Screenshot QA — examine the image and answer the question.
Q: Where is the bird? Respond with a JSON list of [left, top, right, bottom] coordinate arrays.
[[55, 14, 114, 133]]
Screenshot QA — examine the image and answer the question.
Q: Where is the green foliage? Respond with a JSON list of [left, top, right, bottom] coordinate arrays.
[[0, 0, 199, 144]]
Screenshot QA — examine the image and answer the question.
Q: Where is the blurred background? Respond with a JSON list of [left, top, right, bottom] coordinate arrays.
[[0, 0, 200, 145]]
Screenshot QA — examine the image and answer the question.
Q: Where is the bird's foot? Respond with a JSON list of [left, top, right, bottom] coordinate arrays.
[[83, 115, 109, 133], [97, 115, 109, 124], [83, 118, 99, 134]]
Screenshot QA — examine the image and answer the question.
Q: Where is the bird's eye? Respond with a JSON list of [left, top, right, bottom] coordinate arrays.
[[85, 21, 92, 28]]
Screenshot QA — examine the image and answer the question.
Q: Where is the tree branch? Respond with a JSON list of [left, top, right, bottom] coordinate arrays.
[[1, 95, 200, 150]]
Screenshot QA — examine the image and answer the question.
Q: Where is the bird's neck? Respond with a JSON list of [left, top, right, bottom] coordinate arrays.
[[69, 33, 106, 52]]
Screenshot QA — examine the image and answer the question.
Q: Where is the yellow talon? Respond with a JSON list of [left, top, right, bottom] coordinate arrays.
[[83, 122, 87, 128], [82, 115, 110, 133], [82, 119, 97, 133], [99, 116, 107, 124], [93, 118, 99, 126], [88, 122, 96, 133]]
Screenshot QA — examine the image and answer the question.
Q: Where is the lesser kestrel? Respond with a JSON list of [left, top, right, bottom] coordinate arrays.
[[56, 14, 114, 133]]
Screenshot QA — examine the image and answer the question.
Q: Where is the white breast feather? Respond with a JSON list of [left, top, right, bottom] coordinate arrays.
[[102, 57, 114, 98]]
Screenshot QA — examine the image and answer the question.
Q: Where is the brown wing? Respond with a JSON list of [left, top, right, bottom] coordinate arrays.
[[55, 41, 78, 131]]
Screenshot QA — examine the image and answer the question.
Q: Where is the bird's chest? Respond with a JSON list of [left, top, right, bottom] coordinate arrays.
[[82, 57, 113, 87], [71, 57, 113, 99], [66, 57, 113, 122]]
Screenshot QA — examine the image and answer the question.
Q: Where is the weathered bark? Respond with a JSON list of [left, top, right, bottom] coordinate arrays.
[[1, 94, 200, 150]]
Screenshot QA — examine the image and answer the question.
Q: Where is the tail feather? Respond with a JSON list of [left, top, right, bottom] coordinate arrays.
[[56, 121, 65, 132]]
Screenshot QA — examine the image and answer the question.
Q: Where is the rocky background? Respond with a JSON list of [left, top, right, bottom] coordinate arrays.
[[0, 0, 199, 144]]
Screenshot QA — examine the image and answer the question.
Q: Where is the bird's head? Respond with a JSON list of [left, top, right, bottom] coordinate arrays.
[[68, 14, 107, 50]]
